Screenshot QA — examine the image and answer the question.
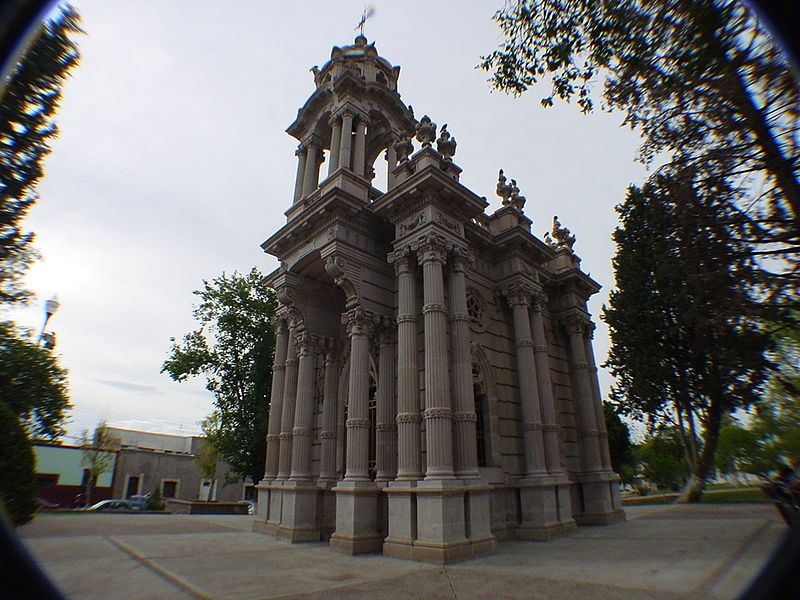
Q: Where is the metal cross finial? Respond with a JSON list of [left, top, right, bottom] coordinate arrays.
[[356, 5, 375, 36]]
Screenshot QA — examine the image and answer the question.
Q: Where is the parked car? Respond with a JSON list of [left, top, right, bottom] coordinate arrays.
[[128, 495, 150, 510], [37, 497, 60, 511], [83, 499, 136, 511]]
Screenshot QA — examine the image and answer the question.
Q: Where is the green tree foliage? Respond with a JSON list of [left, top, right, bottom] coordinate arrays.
[[714, 420, 760, 477], [603, 402, 635, 483], [635, 428, 690, 492], [482, 0, 800, 306], [0, 321, 70, 439], [162, 268, 276, 485], [144, 488, 165, 511], [196, 414, 220, 501], [79, 422, 118, 507], [0, 7, 82, 304], [0, 401, 38, 526], [603, 169, 773, 501]]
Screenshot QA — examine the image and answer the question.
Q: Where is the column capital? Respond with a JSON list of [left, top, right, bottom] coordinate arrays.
[[272, 315, 288, 334], [295, 144, 307, 157], [328, 113, 342, 128], [451, 246, 474, 272], [561, 312, 591, 336], [412, 232, 450, 264], [342, 307, 379, 337], [502, 280, 534, 307], [301, 133, 323, 149], [531, 290, 549, 312], [388, 245, 416, 273]]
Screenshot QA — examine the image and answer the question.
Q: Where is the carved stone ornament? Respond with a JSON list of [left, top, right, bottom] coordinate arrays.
[[394, 136, 414, 163], [551, 215, 576, 252], [415, 115, 437, 147], [496, 169, 512, 205], [412, 231, 451, 263], [502, 280, 533, 307], [436, 124, 457, 160], [342, 307, 380, 336], [509, 180, 526, 211]]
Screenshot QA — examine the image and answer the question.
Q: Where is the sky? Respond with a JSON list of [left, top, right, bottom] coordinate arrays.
[[5, 0, 651, 442]]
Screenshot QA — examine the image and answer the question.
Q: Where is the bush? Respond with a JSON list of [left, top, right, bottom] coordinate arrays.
[[0, 402, 38, 526], [144, 488, 165, 511]]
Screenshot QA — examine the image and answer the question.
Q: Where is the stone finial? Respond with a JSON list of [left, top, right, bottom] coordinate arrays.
[[394, 137, 414, 163], [509, 180, 526, 211], [551, 216, 576, 252], [416, 115, 437, 147], [436, 124, 457, 160], [496, 169, 512, 204]]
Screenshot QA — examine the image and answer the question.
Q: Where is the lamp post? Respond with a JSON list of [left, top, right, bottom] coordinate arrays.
[[37, 295, 60, 348]]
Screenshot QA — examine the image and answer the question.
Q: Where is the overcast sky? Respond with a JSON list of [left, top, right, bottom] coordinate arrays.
[[5, 0, 650, 442]]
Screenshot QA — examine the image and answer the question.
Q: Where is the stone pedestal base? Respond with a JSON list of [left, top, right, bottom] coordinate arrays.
[[329, 480, 382, 555], [276, 480, 320, 542], [253, 479, 281, 535], [383, 479, 496, 564], [514, 477, 577, 540], [574, 471, 626, 525]]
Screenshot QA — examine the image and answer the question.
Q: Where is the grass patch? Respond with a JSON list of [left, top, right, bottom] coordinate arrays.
[[622, 486, 767, 506]]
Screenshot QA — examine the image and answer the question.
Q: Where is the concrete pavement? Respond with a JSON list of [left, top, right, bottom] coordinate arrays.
[[17, 503, 786, 600]]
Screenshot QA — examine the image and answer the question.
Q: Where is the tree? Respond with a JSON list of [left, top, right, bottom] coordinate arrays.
[[0, 6, 82, 305], [635, 428, 691, 492], [196, 414, 221, 501], [603, 168, 773, 501], [603, 402, 636, 484], [714, 420, 760, 479], [162, 268, 276, 485], [482, 0, 800, 307], [0, 321, 70, 439], [0, 401, 38, 526], [79, 422, 117, 507]]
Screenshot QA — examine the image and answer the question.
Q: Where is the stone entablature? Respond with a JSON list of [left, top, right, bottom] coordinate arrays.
[[254, 36, 623, 564]]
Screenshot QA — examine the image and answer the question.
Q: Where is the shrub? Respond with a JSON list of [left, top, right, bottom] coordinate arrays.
[[0, 402, 38, 526], [144, 488, 165, 511]]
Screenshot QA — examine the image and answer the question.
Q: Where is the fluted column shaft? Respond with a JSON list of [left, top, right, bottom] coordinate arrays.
[[375, 330, 397, 481], [343, 310, 373, 480], [328, 118, 342, 176], [339, 113, 354, 171], [318, 343, 339, 481], [264, 318, 289, 479], [448, 251, 479, 478], [290, 336, 316, 480], [292, 147, 307, 203], [508, 294, 547, 477], [353, 119, 367, 176], [302, 143, 320, 197], [394, 252, 422, 480], [420, 241, 454, 479], [584, 328, 612, 471], [566, 318, 603, 473], [277, 328, 299, 479], [530, 300, 563, 475]]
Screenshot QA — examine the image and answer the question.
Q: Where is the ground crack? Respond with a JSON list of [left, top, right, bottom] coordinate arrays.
[[442, 566, 458, 599]]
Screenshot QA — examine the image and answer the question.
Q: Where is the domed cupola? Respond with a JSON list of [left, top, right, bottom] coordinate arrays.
[[286, 37, 417, 206]]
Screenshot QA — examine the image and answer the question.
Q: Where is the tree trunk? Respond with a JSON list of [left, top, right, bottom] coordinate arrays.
[[676, 404, 723, 503]]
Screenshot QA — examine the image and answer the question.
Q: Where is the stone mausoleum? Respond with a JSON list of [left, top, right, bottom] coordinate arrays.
[[254, 36, 624, 563]]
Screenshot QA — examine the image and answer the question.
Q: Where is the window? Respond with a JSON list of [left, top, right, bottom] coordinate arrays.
[[161, 480, 178, 498], [125, 475, 140, 498]]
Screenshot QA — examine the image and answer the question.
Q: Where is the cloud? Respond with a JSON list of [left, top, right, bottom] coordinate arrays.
[[95, 379, 163, 394]]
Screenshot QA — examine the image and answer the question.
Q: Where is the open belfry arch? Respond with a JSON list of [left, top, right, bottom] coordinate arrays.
[[254, 35, 624, 564]]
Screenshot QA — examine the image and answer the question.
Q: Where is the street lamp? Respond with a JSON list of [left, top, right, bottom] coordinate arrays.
[[37, 295, 60, 347]]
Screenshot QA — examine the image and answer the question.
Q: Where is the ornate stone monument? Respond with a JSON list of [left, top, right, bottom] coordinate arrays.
[[253, 35, 624, 564]]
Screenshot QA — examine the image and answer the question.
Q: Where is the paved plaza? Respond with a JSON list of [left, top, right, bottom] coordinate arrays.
[[18, 503, 785, 600]]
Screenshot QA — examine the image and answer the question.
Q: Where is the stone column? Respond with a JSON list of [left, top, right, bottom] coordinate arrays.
[[318, 340, 339, 481], [264, 317, 289, 480], [290, 333, 316, 481], [375, 326, 397, 481], [343, 309, 374, 480], [328, 116, 342, 176], [339, 112, 354, 171], [419, 235, 454, 479], [353, 118, 368, 177], [292, 146, 307, 203], [392, 249, 422, 480], [530, 297, 563, 476], [565, 315, 603, 474], [448, 248, 479, 479], [386, 142, 398, 189], [504, 284, 547, 477], [302, 142, 320, 198], [584, 324, 612, 471], [277, 327, 299, 480]]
